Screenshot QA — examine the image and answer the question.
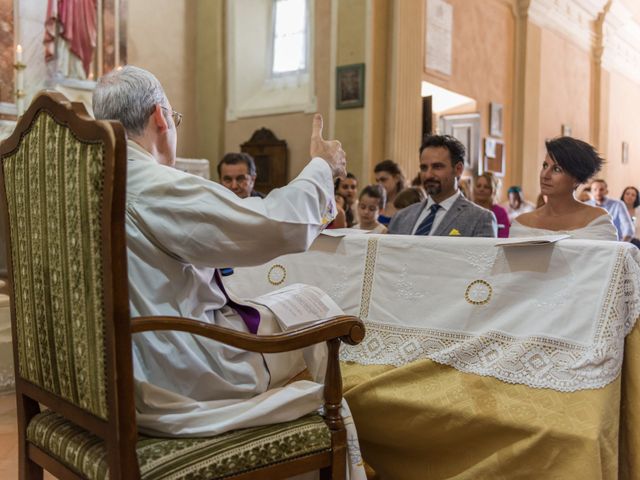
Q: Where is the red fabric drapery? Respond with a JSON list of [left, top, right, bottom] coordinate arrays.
[[44, 0, 97, 78]]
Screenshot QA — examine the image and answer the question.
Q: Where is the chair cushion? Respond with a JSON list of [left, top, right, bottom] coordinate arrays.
[[27, 410, 331, 479]]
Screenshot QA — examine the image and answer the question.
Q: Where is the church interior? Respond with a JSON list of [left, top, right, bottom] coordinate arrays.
[[1, 0, 640, 479]]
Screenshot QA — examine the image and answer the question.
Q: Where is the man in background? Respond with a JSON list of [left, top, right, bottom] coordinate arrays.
[[389, 135, 497, 237], [217, 152, 264, 198], [588, 179, 634, 241]]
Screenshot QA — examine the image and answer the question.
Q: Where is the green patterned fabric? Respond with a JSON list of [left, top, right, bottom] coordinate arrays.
[[2, 112, 108, 419], [27, 410, 331, 479]]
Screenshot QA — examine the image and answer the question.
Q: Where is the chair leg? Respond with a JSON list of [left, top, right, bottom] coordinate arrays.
[[320, 443, 346, 480], [320, 466, 331, 480], [20, 457, 43, 480], [17, 393, 42, 480], [330, 444, 346, 480]]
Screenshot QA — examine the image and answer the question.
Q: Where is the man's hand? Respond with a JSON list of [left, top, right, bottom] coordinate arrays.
[[310, 114, 346, 178]]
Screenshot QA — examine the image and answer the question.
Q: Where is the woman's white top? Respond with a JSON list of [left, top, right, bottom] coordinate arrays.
[[510, 213, 618, 240]]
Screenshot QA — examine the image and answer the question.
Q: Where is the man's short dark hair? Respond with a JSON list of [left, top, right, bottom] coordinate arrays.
[[545, 137, 604, 184], [217, 152, 257, 177], [419, 135, 466, 167]]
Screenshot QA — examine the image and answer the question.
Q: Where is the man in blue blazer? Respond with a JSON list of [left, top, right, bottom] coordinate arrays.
[[389, 135, 497, 237]]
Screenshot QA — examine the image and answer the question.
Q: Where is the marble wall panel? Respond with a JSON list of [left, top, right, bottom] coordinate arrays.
[[0, 0, 15, 105]]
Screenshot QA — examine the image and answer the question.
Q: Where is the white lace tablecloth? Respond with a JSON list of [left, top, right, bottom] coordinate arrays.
[[226, 234, 640, 392]]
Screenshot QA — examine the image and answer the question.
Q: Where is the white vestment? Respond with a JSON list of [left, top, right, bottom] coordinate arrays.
[[125, 140, 337, 435], [510, 214, 618, 240]]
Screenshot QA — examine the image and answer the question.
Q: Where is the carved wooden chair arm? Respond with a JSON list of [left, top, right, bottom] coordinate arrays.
[[130, 315, 365, 353], [130, 314, 365, 432]]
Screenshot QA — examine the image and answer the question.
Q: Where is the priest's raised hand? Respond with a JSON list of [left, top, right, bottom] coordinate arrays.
[[310, 113, 347, 178]]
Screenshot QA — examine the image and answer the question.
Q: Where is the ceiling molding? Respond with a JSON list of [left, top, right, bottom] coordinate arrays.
[[527, 0, 608, 51], [602, 0, 640, 84]]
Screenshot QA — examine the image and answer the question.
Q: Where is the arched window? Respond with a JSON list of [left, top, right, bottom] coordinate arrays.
[[227, 0, 316, 119], [270, 0, 310, 77]]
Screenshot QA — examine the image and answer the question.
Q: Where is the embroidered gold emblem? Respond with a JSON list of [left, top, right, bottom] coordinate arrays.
[[465, 279, 492, 305], [267, 264, 287, 286]]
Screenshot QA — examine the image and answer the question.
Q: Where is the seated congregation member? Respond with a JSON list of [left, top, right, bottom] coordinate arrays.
[[327, 193, 349, 229], [393, 186, 426, 212], [353, 185, 388, 234], [335, 173, 359, 226], [512, 137, 617, 240], [587, 179, 634, 241], [92, 66, 349, 437], [621, 186, 640, 243], [217, 152, 264, 198], [374, 159, 405, 224], [473, 172, 510, 238], [389, 135, 497, 237], [504, 185, 535, 222], [621, 186, 639, 226]]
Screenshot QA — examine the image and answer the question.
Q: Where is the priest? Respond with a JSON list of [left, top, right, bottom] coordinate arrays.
[[92, 66, 347, 438]]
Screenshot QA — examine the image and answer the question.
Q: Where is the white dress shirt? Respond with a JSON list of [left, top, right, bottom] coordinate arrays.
[[411, 190, 461, 235]]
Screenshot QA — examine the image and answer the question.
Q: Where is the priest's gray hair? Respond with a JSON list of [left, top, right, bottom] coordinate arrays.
[[93, 65, 167, 136]]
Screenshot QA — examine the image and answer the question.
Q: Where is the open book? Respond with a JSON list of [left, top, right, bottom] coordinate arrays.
[[252, 283, 344, 331], [495, 234, 570, 247]]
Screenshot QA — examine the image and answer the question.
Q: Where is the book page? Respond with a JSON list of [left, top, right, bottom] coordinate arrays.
[[495, 234, 571, 247], [322, 228, 370, 237], [252, 283, 344, 330]]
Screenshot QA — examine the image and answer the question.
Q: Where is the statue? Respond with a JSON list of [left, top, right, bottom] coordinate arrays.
[[44, 0, 97, 80]]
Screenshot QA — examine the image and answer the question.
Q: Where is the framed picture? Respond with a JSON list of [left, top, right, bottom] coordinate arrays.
[[336, 63, 365, 109], [439, 113, 481, 173], [622, 141, 629, 164], [482, 138, 505, 176], [489, 102, 503, 138]]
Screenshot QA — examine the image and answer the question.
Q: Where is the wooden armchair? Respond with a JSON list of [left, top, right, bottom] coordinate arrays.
[[0, 91, 365, 480]]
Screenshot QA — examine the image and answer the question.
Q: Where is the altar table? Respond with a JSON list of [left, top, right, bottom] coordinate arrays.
[[225, 234, 640, 479]]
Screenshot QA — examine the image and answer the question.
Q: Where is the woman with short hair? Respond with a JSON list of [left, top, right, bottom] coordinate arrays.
[[511, 137, 616, 240]]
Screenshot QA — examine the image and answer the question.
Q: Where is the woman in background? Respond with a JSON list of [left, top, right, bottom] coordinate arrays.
[[621, 186, 640, 245], [512, 137, 616, 240], [335, 174, 358, 227], [473, 172, 510, 238], [374, 160, 406, 225]]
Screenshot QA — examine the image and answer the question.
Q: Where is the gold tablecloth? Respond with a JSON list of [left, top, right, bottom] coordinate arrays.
[[342, 324, 640, 479]]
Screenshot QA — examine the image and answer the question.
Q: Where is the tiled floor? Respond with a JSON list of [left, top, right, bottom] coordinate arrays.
[[0, 393, 55, 479]]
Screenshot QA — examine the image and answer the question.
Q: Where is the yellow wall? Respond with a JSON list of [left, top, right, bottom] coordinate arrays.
[[127, 0, 198, 158], [194, 1, 226, 173], [537, 28, 591, 145], [423, 0, 515, 195], [520, 26, 593, 197], [603, 70, 640, 197], [334, 0, 367, 184]]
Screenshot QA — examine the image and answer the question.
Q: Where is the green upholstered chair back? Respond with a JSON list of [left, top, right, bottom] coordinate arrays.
[[0, 92, 133, 434]]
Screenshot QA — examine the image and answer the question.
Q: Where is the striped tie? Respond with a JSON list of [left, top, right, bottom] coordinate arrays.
[[415, 204, 441, 236]]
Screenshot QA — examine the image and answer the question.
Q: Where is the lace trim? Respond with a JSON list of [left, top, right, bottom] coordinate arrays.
[[358, 238, 378, 320], [342, 247, 640, 392]]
